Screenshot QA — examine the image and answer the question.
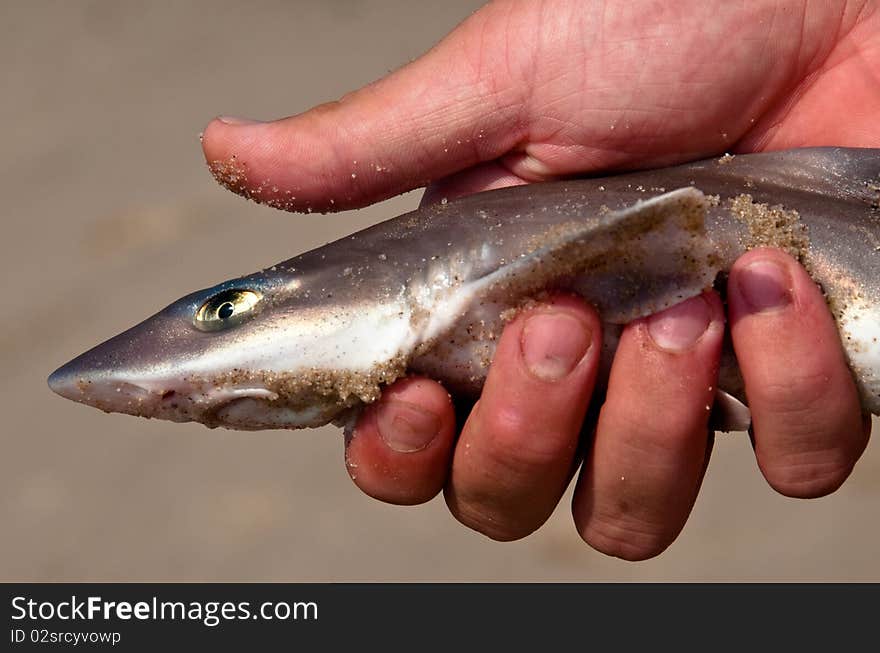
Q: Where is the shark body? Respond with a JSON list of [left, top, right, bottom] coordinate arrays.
[[49, 147, 880, 430]]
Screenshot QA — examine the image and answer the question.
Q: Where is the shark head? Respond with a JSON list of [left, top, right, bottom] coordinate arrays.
[[48, 261, 415, 429]]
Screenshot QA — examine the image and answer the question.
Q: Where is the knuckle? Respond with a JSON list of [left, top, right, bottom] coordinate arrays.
[[750, 371, 867, 499], [350, 463, 441, 507], [578, 510, 674, 562], [478, 406, 529, 448], [610, 408, 702, 462], [445, 405, 579, 542], [761, 448, 854, 498], [478, 407, 574, 475], [445, 491, 535, 542], [750, 370, 829, 415], [357, 483, 437, 507]]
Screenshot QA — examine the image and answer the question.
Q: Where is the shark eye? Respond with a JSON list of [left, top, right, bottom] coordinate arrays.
[[194, 289, 262, 332]]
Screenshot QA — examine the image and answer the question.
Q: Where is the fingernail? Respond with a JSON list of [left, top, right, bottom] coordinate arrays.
[[738, 259, 792, 312], [376, 400, 440, 453], [521, 311, 592, 381], [217, 115, 264, 126], [647, 295, 711, 352]]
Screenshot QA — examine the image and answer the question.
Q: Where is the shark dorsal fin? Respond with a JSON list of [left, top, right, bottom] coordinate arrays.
[[477, 187, 725, 324]]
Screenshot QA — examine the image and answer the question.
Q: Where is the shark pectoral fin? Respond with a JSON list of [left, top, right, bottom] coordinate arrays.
[[478, 187, 727, 323], [710, 389, 752, 433]]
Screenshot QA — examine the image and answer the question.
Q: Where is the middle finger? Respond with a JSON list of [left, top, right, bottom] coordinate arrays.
[[573, 292, 725, 560], [444, 294, 601, 541]]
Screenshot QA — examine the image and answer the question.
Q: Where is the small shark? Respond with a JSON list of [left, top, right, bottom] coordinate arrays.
[[49, 147, 880, 431]]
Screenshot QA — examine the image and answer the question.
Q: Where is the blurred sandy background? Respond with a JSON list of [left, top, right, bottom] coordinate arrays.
[[2, 1, 878, 581]]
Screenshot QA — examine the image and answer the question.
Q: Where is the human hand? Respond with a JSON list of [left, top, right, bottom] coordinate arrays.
[[201, 0, 877, 559]]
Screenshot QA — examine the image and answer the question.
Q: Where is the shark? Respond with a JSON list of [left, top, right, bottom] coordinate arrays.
[[48, 147, 880, 431]]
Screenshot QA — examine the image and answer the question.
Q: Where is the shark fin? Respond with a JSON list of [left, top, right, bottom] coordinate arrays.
[[477, 187, 724, 323]]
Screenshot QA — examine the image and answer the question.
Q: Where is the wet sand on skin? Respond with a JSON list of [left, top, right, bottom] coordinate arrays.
[[2, 1, 878, 581]]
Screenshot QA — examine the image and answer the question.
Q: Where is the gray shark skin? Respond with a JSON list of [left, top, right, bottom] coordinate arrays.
[[48, 147, 880, 431]]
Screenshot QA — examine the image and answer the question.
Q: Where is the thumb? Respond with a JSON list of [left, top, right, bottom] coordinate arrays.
[[201, 5, 527, 213]]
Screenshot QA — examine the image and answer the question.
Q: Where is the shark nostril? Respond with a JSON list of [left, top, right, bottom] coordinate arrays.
[[161, 390, 176, 400]]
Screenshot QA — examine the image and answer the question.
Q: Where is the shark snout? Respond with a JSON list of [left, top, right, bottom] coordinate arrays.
[[48, 360, 168, 415], [48, 355, 285, 425]]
